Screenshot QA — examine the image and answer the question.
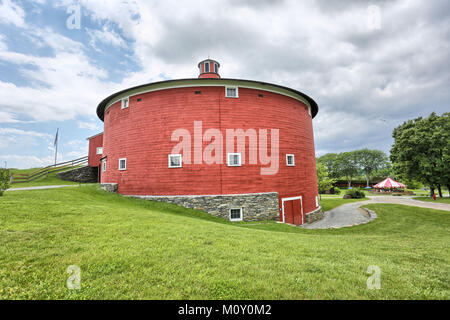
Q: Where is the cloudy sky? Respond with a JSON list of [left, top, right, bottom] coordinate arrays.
[[0, 0, 449, 168]]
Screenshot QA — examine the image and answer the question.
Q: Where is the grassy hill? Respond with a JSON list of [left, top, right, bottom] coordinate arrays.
[[0, 185, 448, 299], [9, 168, 84, 189]]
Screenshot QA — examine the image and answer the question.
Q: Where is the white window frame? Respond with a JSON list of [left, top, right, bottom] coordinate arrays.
[[121, 97, 129, 109], [227, 153, 242, 167], [286, 154, 295, 166], [102, 159, 107, 172], [118, 158, 127, 171], [96, 147, 103, 155], [214, 63, 218, 73], [168, 154, 182, 168], [229, 208, 243, 222], [204, 62, 210, 73], [225, 86, 239, 98]]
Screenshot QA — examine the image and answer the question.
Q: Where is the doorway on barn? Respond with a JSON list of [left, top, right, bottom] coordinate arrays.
[[281, 196, 304, 225]]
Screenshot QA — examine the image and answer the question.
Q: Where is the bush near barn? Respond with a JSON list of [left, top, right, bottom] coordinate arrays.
[[344, 189, 365, 199], [0, 169, 11, 196]]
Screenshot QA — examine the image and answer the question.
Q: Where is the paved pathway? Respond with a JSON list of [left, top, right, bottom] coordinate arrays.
[[6, 185, 77, 191], [303, 196, 450, 229]]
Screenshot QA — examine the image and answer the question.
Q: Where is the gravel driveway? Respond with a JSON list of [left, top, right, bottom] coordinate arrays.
[[303, 196, 450, 229]]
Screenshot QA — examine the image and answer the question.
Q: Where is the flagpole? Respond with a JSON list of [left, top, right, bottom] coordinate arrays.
[[54, 128, 59, 165]]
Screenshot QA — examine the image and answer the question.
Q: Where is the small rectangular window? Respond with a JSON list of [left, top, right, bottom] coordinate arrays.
[[286, 154, 295, 166], [230, 208, 243, 221], [96, 147, 103, 155], [102, 159, 107, 172], [195, 91, 202, 95], [119, 158, 127, 171], [225, 86, 238, 98], [214, 63, 218, 73], [121, 97, 129, 109], [227, 153, 242, 167], [168, 154, 182, 168], [204, 62, 210, 73]]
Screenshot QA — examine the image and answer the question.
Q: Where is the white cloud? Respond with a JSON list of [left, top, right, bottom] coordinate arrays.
[[86, 26, 128, 51], [1, 154, 54, 169], [77, 121, 99, 131], [0, 0, 26, 27]]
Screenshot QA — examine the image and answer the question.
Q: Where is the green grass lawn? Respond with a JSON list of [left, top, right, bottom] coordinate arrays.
[[0, 186, 449, 299], [413, 197, 450, 204], [319, 197, 367, 212]]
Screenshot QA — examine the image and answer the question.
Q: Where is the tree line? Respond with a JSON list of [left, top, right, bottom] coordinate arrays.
[[317, 148, 390, 188]]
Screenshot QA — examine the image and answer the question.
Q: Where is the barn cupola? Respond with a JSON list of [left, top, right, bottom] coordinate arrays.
[[198, 59, 220, 79]]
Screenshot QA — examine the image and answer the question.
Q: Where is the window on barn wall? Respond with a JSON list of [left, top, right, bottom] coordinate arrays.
[[214, 63, 218, 73], [121, 97, 129, 109], [204, 62, 210, 73], [119, 158, 127, 171], [286, 154, 295, 166], [225, 86, 238, 98], [96, 147, 103, 155], [227, 153, 242, 166], [168, 154, 182, 168], [102, 159, 107, 172], [229, 208, 243, 221]]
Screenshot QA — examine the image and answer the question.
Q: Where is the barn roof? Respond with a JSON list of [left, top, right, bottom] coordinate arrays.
[[96, 78, 319, 121]]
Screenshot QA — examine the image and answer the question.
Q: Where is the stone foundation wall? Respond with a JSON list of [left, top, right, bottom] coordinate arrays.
[[100, 183, 118, 193], [57, 166, 97, 183], [130, 192, 279, 222], [305, 206, 324, 223]]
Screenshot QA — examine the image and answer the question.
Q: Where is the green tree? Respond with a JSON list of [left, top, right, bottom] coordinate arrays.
[[317, 153, 340, 178], [337, 151, 360, 187], [0, 169, 11, 196], [316, 162, 336, 199], [354, 149, 389, 187], [390, 112, 450, 197]]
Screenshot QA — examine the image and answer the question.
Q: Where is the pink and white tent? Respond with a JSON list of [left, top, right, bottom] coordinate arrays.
[[373, 177, 406, 189]]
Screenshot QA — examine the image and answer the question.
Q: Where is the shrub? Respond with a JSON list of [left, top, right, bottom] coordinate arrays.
[[345, 188, 365, 199], [0, 169, 11, 196], [332, 187, 341, 195]]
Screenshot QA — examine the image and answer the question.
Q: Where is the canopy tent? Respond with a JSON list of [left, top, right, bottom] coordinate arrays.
[[373, 177, 406, 189]]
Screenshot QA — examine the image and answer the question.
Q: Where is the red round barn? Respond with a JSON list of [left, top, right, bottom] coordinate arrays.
[[90, 59, 322, 225]]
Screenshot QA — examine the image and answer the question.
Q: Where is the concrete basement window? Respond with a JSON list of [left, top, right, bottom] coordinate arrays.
[[118, 158, 127, 171], [168, 154, 182, 168], [225, 86, 238, 98], [229, 208, 243, 221], [121, 97, 129, 109], [227, 153, 242, 166], [286, 154, 295, 166]]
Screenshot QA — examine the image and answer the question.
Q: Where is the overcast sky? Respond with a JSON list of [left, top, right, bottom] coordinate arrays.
[[0, 0, 449, 168]]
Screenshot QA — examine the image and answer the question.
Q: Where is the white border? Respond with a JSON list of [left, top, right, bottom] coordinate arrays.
[[286, 154, 295, 166], [225, 85, 239, 98], [229, 208, 243, 221], [168, 154, 182, 168], [118, 158, 127, 171], [227, 153, 242, 166], [281, 196, 303, 224]]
